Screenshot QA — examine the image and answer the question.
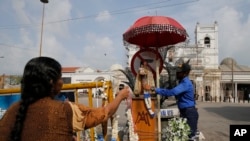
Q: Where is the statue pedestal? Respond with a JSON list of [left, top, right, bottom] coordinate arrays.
[[131, 96, 158, 141]]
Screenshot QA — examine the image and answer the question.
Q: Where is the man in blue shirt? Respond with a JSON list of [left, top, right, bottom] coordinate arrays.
[[150, 61, 199, 140]]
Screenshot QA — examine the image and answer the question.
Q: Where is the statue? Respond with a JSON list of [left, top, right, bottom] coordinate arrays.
[[134, 61, 155, 96], [133, 60, 155, 117]]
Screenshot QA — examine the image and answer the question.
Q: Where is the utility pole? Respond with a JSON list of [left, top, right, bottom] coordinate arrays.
[[39, 0, 49, 56], [231, 59, 234, 101]]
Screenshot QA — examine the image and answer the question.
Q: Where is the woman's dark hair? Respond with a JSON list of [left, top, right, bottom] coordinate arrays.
[[10, 56, 62, 141]]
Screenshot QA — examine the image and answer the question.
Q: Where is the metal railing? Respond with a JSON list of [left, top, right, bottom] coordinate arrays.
[[0, 81, 114, 141]]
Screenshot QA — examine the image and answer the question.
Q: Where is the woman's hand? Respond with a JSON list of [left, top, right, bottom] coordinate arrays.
[[117, 86, 130, 100]]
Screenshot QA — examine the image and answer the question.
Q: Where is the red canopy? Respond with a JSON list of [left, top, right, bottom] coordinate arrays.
[[123, 16, 188, 48]]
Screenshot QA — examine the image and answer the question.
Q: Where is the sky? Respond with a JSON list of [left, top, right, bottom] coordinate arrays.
[[0, 0, 249, 75]]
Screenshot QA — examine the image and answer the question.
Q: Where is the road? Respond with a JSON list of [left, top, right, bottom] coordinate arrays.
[[79, 97, 250, 141], [195, 101, 250, 141]]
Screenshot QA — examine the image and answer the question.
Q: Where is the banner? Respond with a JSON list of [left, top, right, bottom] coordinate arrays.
[[0, 94, 21, 119]]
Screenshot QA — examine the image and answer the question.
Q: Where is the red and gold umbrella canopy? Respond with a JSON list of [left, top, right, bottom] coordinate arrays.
[[123, 16, 188, 48]]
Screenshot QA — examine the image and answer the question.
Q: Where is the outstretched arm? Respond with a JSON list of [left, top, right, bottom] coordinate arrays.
[[143, 81, 187, 97], [70, 86, 130, 130], [104, 86, 130, 118], [155, 82, 186, 96]]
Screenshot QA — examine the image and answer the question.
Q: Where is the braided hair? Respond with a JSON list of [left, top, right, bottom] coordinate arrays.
[[10, 57, 62, 141]]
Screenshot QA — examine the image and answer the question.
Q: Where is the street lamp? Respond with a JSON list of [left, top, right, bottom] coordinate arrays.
[[39, 0, 49, 56]]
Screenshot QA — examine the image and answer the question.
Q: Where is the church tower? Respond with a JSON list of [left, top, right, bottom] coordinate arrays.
[[195, 21, 219, 69], [195, 21, 221, 101]]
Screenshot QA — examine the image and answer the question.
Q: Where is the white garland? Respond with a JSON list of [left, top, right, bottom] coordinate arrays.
[[94, 80, 108, 141], [126, 108, 139, 141], [111, 114, 119, 141], [143, 92, 154, 117], [100, 80, 108, 100]]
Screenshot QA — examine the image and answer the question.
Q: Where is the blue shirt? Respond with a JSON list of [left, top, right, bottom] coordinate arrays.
[[155, 77, 195, 109], [54, 93, 67, 101]]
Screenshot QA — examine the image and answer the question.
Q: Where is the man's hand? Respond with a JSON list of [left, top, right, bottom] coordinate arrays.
[[150, 87, 156, 94]]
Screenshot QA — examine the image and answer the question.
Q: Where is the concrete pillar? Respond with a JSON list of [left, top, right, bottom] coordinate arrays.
[[234, 82, 238, 103]]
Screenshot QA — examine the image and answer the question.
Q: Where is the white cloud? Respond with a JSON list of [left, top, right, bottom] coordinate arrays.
[[82, 33, 116, 70], [11, 0, 31, 23], [42, 34, 84, 67], [20, 29, 33, 47], [95, 10, 111, 22], [214, 5, 250, 65]]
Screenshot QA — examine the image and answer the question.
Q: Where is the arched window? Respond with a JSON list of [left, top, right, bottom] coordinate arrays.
[[204, 37, 210, 47]]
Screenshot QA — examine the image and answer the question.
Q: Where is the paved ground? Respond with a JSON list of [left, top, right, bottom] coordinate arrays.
[[79, 97, 250, 141], [195, 101, 250, 141]]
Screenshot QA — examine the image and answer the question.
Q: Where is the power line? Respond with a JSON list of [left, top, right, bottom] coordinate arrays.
[[0, 43, 37, 51], [0, 0, 199, 30], [41, 0, 199, 24]]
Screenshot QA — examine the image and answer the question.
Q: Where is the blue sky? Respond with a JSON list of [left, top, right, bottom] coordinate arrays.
[[0, 0, 249, 74]]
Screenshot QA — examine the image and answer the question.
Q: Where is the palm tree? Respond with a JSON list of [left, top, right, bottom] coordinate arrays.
[[116, 67, 135, 91]]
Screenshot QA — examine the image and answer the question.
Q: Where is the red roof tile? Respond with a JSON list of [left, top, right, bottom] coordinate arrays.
[[62, 67, 80, 73]]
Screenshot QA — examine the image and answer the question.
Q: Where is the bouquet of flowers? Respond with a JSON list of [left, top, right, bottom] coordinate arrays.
[[162, 117, 190, 141]]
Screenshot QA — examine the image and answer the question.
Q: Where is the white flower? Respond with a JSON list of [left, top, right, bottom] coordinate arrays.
[[162, 117, 190, 141]]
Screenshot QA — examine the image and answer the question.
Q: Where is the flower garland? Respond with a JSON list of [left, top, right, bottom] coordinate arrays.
[[143, 92, 154, 117], [126, 108, 139, 141], [111, 114, 119, 141], [162, 117, 190, 141], [95, 80, 108, 141], [124, 93, 139, 141]]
